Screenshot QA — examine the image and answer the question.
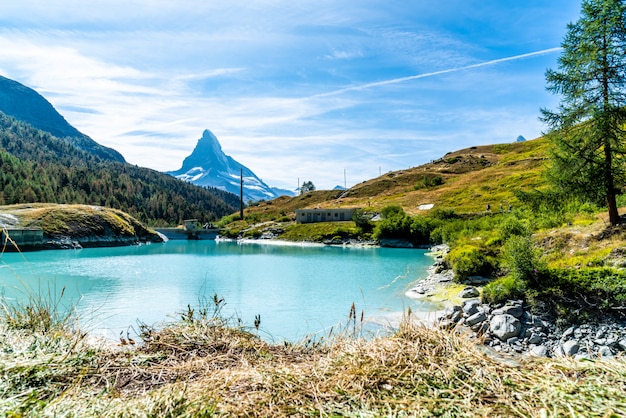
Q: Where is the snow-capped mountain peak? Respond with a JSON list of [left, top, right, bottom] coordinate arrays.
[[166, 130, 293, 202]]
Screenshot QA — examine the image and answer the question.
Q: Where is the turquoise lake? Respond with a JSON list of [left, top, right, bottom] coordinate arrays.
[[0, 240, 438, 342]]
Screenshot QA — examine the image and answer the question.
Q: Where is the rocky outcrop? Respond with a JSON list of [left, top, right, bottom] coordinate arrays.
[[412, 244, 626, 359], [439, 298, 626, 359], [44, 231, 162, 250]]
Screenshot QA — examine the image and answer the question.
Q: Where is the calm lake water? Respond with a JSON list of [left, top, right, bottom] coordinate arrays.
[[0, 240, 438, 342]]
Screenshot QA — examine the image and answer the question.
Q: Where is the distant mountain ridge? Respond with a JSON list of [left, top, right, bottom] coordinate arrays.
[[0, 75, 125, 162], [167, 130, 294, 202]]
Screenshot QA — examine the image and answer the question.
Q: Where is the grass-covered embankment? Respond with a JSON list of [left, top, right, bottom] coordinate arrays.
[[0, 203, 163, 249], [1, 294, 625, 417]]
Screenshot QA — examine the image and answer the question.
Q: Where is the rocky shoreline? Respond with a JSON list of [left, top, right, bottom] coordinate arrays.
[[42, 233, 163, 250], [409, 245, 626, 359]]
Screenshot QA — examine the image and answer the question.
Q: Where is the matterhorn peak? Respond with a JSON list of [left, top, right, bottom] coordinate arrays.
[[199, 129, 223, 153], [166, 130, 294, 202]]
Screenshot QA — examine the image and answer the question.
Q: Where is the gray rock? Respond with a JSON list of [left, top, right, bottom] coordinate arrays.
[[562, 340, 580, 356], [598, 346, 613, 358], [618, 339, 626, 351], [529, 345, 548, 357], [449, 310, 463, 323], [466, 311, 486, 326], [527, 332, 543, 345], [465, 276, 491, 285], [553, 345, 565, 357], [444, 305, 462, 318], [562, 326, 576, 340], [472, 321, 489, 334], [459, 286, 480, 298], [507, 337, 520, 345], [462, 299, 480, 316], [489, 314, 522, 341], [501, 305, 523, 318]]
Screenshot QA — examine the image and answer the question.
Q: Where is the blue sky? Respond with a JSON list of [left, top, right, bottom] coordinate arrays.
[[0, 1, 580, 191]]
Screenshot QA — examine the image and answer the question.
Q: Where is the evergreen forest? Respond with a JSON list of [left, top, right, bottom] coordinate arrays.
[[0, 112, 240, 225]]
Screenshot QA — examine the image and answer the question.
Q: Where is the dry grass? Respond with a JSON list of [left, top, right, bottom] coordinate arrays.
[[236, 138, 550, 225], [2, 308, 626, 417]]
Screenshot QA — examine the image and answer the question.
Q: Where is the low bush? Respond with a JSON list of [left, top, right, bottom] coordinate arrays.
[[373, 207, 438, 245], [535, 268, 626, 311], [429, 208, 459, 221], [280, 222, 360, 242], [502, 235, 546, 283], [414, 175, 444, 190], [216, 213, 241, 228], [482, 276, 526, 305], [352, 208, 373, 233], [446, 244, 496, 282]]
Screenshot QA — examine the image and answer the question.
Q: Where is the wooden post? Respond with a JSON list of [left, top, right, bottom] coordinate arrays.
[[240, 168, 244, 220]]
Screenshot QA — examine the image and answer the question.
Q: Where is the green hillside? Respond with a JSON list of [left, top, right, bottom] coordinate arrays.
[[235, 137, 550, 221], [0, 75, 125, 162]]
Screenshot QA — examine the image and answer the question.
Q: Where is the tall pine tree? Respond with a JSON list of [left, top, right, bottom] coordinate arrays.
[[542, 0, 626, 225]]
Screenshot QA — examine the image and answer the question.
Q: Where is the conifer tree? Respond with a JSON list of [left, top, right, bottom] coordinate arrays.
[[542, 0, 626, 225]]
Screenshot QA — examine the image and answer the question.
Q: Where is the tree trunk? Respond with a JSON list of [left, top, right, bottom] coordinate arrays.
[[607, 192, 620, 225], [605, 140, 621, 225]]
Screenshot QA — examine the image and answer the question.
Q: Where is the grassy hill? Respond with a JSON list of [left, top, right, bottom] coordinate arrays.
[[224, 136, 626, 293], [237, 138, 549, 221]]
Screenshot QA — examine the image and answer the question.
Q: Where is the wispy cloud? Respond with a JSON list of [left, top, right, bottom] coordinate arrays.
[[0, 1, 576, 190], [312, 48, 563, 99]]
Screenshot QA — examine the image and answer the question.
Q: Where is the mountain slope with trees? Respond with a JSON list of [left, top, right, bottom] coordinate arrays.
[[0, 112, 240, 225], [0, 76, 125, 162]]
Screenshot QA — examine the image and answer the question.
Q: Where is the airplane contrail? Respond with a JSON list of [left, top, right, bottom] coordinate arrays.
[[311, 47, 562, 99]]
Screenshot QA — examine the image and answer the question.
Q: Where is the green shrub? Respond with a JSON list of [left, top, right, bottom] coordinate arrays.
[[516, 267, 626, 321], [380, 205, 405, 219], [429, 208, 459, 221], [242, 229, 262, 239], [482, 276, 526, 305], [374, 208, 437, 245], [409, 216, 436, 244], [244, 213, 260, 224], [414, 175, 444, 190], [352, 209, 373, 233], [498, 216, 529, 240], [502, 236, 546, 283], [446, 244, 495, 282], [216, 213, 241, 228]]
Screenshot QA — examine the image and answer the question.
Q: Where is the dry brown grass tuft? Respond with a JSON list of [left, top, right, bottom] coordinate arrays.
[[2, 311, 626, 417]]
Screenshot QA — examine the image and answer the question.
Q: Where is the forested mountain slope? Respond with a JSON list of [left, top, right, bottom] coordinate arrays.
[[0, 75, 125, 162], [0, 112, 240, 225]]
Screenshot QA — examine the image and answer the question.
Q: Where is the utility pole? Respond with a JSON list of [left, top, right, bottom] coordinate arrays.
[[344, 169, 346, 189], [240, 168, 244, 220]]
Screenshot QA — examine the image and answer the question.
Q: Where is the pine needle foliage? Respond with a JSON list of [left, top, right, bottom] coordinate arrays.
[[542, 0, 626, 225]]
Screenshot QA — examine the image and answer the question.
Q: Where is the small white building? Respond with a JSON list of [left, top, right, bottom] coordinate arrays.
[[295, 208, 357, 224]]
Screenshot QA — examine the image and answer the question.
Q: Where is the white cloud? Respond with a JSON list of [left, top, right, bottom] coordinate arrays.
[[0, 1, 578, 191]]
